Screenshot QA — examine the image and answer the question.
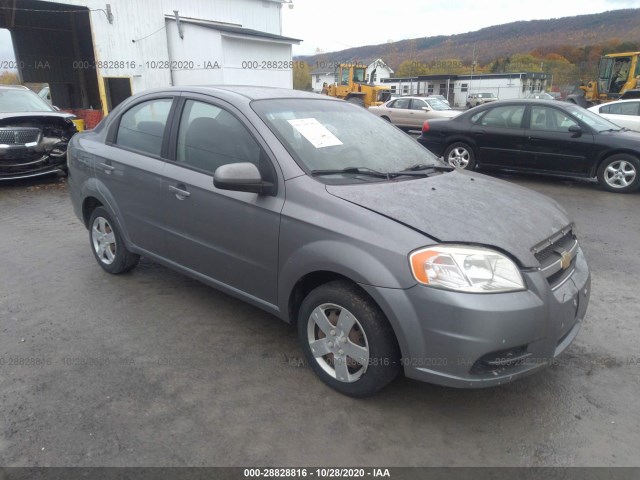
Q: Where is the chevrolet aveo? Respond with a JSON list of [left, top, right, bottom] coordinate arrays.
[[67, 86, 590, 397]]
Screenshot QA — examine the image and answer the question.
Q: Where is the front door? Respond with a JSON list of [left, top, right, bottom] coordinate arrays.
[[522, 105, 595, 175], [159, 97, 283, 305]]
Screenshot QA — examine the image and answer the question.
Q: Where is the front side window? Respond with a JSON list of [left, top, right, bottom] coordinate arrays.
[[176, 100, 261, 175], [116, 98, 172, 156], [410, 99, 427, 110], [530, 106, 578, 132]]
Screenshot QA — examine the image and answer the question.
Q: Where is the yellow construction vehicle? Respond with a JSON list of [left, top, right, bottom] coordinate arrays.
[[323, 64, 391, 107], [567, 51, 640, 107]]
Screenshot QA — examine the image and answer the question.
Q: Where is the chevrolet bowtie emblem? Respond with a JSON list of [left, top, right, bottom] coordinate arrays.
[[560, 251, 572, 270]]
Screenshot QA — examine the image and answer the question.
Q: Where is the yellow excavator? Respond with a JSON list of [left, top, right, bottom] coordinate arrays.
[[322, 64, 391, 107], [567, 51, 640, 107]]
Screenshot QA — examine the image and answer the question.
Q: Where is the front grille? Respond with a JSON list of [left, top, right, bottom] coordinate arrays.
[[0, 128, 40, 145], [532, 226, 578, 287]]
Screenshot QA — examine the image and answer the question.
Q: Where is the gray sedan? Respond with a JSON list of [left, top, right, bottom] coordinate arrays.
[[67, 86, 590, 397]]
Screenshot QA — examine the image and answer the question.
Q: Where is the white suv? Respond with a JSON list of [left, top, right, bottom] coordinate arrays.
[[467, 92, 498, 108]]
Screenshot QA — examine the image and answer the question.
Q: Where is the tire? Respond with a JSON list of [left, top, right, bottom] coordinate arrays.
[[88, 207, 140, 274], [297, 280, 400, 397], [444, 142, 476, 170], [597, 154, 640, 193], [346, 96, 365, 107]]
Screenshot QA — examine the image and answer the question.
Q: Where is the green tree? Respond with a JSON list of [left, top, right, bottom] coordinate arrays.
[[293, 62, 311, 91], [0, 70, 20, 84], [394, 59, 430, 77]]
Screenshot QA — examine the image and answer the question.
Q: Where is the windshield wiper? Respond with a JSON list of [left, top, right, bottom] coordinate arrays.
[[598, 128, 622, 133], [310, 167, 392, 179], [400, 163, 454, 172]]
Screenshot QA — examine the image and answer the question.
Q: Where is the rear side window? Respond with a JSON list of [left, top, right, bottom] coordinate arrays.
[[116, 99, 172, 156], [393, 98, 410, 109], [476, 105, 525, 128], [176, 100, 262, 175], [605, 102, 640, 116]]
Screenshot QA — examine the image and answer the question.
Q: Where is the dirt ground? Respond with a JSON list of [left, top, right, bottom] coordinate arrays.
[[0, 173, 638, 467]]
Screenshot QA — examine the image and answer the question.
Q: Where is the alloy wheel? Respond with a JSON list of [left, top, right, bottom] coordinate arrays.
[[91, 216, 117, 265], [604, 160, 637, 189], [307, 303, 370, 383]]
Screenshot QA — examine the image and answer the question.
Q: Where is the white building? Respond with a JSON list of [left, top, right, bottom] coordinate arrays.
[[382, 72, 551, 108], [310, 69, 335, 93], [309, 58, 394, 93], [0, 0, 300, 113], [365, 59, 393, 85]]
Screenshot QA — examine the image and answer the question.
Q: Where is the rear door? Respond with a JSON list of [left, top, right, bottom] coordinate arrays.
[[522, 105, 595, 175], [599, 101, 640, 131], [99, 94, 178, 255], [469, 104, 526, 167], [158, 95, 283, 305]]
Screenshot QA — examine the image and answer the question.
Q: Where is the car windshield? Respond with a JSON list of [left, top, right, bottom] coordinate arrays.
[[252, 99, 441, 181], [425, 98, 451, 110], [566, 104, 622, 131], [0, 88, 55, 113]]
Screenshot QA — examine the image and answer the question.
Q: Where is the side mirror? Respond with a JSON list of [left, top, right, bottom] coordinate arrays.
[[52, 105, 61, 111], [213, 162, 274, 195], [568, 125, 583, 137], [421, 106, 432, 111]]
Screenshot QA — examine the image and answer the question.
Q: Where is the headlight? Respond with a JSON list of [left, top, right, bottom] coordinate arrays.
[[409, 245, 525, 293]]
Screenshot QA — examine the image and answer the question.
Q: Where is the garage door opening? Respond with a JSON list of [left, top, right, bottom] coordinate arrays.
[[0, 0, 100, 110], [104, 77, 132, 111]]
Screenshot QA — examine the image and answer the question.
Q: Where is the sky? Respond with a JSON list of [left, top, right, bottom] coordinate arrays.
[[281, 0, 640, 56], [1, 0, 639, 67]]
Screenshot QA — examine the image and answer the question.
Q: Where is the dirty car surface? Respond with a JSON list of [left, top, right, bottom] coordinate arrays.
[[0, 85, 77, 181]]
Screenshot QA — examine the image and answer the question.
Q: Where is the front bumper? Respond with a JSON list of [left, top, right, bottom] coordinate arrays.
[[362, 247, 590, 388], [0, 145, 67, 181]]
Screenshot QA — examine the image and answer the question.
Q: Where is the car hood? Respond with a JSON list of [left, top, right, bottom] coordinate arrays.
[[326, 170, 571, 267], [0, 111, 75, 122]]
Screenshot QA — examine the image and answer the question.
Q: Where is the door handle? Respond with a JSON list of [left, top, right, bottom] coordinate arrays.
[[99, 162, 115, 174], [473, 130, 485, 136], [528, 136, 543, 141], [169, 184, 191, 199]]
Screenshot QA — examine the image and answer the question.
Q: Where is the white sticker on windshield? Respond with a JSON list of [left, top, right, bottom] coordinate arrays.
[[287, 118, 343, 148]]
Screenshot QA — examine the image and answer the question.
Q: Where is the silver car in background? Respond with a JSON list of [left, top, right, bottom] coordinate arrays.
[[368, 96, 460, 130], [67, 86, 590, 397]]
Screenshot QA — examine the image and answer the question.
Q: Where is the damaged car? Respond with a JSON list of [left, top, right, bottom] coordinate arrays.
[[0, 85, 77, 181]]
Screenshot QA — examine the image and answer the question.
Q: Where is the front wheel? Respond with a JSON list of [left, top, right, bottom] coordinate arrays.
[[89, 207, 140, 274], [444, 142, 476, 170], [597, 154, 640, 193], [297, 280, 400, 397]]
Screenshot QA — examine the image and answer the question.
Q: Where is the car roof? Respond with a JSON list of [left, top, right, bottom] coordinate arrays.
[[141, 85, 338, 103], [0, 84, 30, 91]]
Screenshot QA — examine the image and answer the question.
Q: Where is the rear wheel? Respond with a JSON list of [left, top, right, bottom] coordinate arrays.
[[444, 142, 476, 170], [597, 154, 640, 193], [89, 207, 140, 274], [297, 280, 400, 397]]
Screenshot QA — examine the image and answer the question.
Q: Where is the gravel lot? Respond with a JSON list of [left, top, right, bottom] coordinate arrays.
[[0, 173, 639, 467]]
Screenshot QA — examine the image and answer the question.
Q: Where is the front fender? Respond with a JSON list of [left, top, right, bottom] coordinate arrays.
[[278, 239, 412, 318]]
